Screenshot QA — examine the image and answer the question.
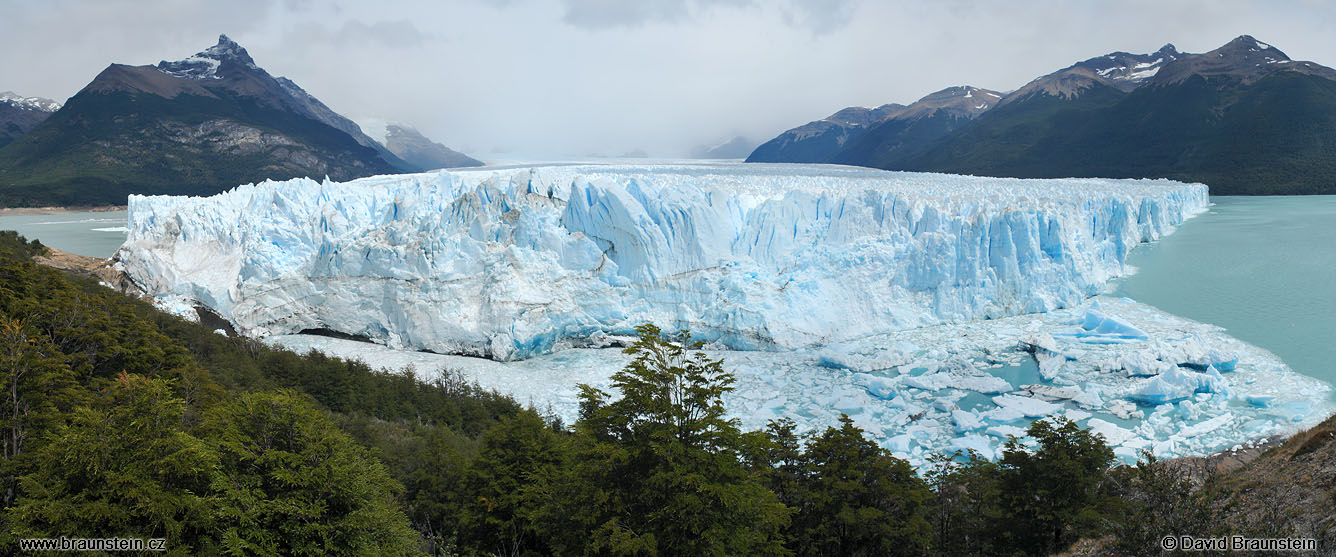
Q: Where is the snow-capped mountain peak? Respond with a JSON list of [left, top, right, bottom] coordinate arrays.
[[1079, 44, 1181, 85], [155, 34, 258, 80], [1146, 35, 1332, 85], [0, 91, 62, 112], [998, 44, 1182, 104]]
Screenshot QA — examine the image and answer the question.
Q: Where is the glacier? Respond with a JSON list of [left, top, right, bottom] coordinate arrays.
[[113, 162, 1334, 467], [118, 163, 1208, 360]]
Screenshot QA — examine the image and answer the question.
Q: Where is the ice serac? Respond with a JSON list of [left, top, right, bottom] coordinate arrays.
[[117, 163, 1208, 360]]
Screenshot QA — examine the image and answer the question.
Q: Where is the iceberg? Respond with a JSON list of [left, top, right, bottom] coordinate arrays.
[[1127, 366, 1229, 405], [1056, 308, 1149, 343], [1087, 418, 1137, 447], [118, 163, 1207, 360]]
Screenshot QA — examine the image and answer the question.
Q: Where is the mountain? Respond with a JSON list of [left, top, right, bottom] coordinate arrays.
[[745, 103, 905, 163], [0, 35, 413, 207], [379, 123, 482, 170], [998, 43, 1180, 105], [832, 36, 1336, 195], [830, 86, 1002, 167], [691, 136, 755, 159], [0, 91, 61, 149]]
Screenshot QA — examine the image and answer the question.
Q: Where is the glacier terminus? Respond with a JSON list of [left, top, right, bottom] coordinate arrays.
[[121, 163, 1206, 359]]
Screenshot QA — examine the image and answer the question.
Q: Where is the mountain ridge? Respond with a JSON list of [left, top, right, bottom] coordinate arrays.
[[0, 91, 61, 149], [381, 123, 483, 170], [752, 35, 1336, 195], [0, 35, 478, 207]]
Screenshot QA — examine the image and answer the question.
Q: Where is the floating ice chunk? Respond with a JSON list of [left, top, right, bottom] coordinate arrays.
[[1020, 383, 1084, 403], [1064, 408, 1092, 421], [952, 410, 986, 432], [1105, 350, 1176, 377], [1106, 399, 1142, 420], [949, 434, 996, 460], [1170, 413, 1233, 441], [817, 342, 912, 372], [1177, 399, 1203, 421], [904, 371, 1012, 394], [1087, 418, 1137, 446], [1244, 395, 1274, 408], [886, 434, 914, 454], [1126, 366, 1228, 405], [991, 393, 1063, 418], [832, 395, 866, 413], [1152, 336, 1238, 371], [1058, 309, 1149, 343], [981, 406, 1026, 423], [860, 375, 899, 400], [1074, 385, 1104, 409], [985, 425, 1028, 439], [1035, 350, 1068, 381], [1019, 333, 1060, 353]]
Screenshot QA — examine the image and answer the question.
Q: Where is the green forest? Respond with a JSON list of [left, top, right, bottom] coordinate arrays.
[[0, 230, 1327, 555]]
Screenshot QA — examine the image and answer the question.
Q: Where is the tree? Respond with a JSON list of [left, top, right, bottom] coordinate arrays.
[[10, 373, 216, 555], [1109, 451, 1228, 554], [204, 390, 421, 556], [570, 324, 790, 555], [0, 317, 82, 510], [925, 450, 1004, 555], [746, 418, 805, 509], [788, 414, 932, 556], [458, 411, 567, 556], [997, 416, 1116, 554]]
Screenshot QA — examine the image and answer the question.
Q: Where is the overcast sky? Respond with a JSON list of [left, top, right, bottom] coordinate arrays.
[[2, 0, 1334, 159]]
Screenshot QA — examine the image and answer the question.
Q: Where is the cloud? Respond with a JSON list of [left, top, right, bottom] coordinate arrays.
[[559, 0, 696, 29], [334, 20, 431, 48], [2, 0, 1335, 161], [776, 0, 858, 35], [553, 0, 854, 33]]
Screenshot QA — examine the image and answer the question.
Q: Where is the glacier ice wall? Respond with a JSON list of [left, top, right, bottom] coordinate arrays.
[[117, 163, 1208, 360]]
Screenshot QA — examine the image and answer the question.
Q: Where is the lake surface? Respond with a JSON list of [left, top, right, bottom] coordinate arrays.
[[5, 198, 1334, 394], [1112, 196, 1336, 389], [0, 211, 128, 257]]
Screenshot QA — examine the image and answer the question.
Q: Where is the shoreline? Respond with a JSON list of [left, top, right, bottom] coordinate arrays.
[[0, 205, 127, 216]]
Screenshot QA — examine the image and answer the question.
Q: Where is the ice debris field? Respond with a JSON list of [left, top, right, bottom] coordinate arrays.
[[117, 163, 1333, 466]]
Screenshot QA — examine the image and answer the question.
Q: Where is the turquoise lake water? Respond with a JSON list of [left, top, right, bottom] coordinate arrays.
[[0, 211, 128, 257], [4, 198, 1333, 393], [1112, 196, 1336, 390]]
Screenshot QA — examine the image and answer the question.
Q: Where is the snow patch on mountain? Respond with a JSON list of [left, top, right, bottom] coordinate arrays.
[[155, 34, 258, 79], [0, 91, 61, 112]]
